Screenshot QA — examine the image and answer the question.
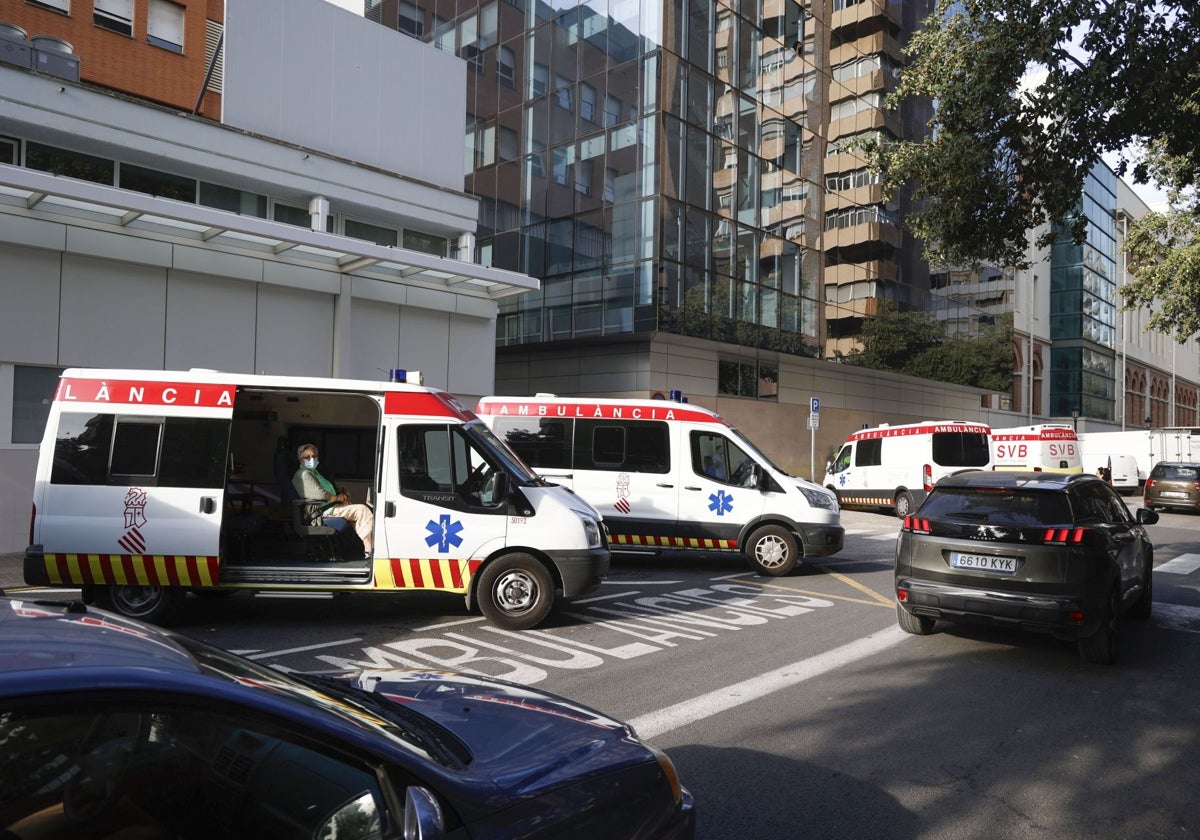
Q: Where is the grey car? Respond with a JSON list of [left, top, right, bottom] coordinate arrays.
[[894, 471, 1157, 664]]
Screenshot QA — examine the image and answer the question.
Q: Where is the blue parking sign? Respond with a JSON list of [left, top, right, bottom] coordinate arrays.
[[811, 397, 820, 413]]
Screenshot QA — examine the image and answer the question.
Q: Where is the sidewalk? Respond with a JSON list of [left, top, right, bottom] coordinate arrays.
[[0, 552, 26, 591]]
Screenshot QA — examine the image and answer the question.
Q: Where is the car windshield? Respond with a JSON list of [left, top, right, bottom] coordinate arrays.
[[919, 487, 1072, 525]]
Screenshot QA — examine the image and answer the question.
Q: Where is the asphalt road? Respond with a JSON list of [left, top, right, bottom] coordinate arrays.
[[9, 505, 1200, 838]]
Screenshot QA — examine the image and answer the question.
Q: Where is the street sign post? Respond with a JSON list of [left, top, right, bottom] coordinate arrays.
[[809, 397, 820, 480]]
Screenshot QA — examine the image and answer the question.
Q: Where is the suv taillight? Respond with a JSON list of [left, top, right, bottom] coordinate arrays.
[[903, 516, 931, 533], [1043, 527, 1087, 544], [1145, 478, 1157, 489]]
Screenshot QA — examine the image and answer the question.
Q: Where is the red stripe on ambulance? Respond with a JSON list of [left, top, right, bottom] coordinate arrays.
[[476, 399, 722, 424], [383, 391, 476, 421], [43, 554, 219, 587], [55, 378, 236, 408]]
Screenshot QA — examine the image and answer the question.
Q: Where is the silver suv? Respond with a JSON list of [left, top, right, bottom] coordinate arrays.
[[894, 471, 1157, 664]]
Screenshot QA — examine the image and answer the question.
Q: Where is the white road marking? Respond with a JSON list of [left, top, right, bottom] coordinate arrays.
[[599, 580, 684, 586], [627, 625, 906, 739], [867, 533, 899, 540], [245, 638, 364, 659], [1157, 554, 1200, 575]]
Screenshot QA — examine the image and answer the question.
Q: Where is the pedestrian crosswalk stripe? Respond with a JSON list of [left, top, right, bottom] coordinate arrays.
[[1157, 554, 1200, 575]]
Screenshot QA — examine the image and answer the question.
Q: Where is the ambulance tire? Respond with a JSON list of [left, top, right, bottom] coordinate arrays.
[[98, 584, 183, 625], [745, 525, 798, 577], [894, 490, 916, 518], [478, 554, 555, 630]]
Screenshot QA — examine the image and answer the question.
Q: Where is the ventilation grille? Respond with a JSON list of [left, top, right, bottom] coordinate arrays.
[[204, 18, 224, 94]]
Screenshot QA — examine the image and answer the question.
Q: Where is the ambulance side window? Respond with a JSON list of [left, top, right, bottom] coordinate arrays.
[[854, 438, 881, 467], [573, 420, 669, 473], [396, 424, 503, 509], [51, 412, 229, 488], [830, 446, 851, 473], [492, 417, 572, 469]]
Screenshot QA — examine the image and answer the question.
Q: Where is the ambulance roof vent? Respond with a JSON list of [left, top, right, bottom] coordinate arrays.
[[534, 392, 557, 397]]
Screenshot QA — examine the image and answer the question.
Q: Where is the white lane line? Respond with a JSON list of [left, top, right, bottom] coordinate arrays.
[[867, 533, 899, 541], [245, 638, 365, 660], [628, 625, 906, 740], [1157, 554, 1200, 575]]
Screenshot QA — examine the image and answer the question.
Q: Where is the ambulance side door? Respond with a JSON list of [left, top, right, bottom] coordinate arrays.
[[41, 408, 231, 558], [379, 422, 508, 584], [678, 429, 765, 546]]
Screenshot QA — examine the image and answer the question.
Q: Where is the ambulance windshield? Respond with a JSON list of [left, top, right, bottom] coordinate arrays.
[[465, 421, 539, 483]]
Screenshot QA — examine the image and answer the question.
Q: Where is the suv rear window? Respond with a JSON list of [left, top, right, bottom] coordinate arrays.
[[931, 432, 992, 467], [920, 487, 1072, 525], [1150, 464, 1199, 481]]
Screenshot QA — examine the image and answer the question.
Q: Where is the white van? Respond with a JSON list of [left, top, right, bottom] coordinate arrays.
[[474, 395, 843, 576], [823, 421, 993, 517], [1081, 452, 1140, 495], [25, 368, 608, 629], [991, 424, 1083, 473]]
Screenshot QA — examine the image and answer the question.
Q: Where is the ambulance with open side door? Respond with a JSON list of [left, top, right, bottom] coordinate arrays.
[[823, 420, 993, 517], [24, 368, 609, 630], [990, 423, 1083, 474], [474, 395, 844, 576]]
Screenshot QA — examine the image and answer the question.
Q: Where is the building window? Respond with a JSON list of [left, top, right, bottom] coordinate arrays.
[[25, 142, 115, 185], [147, 0, 185, 52], [118, 163, 196, 202], [29, 0, 70, 11], [580, 82, 596, 122], [12, 366, 64, 445], [497, 45, 515, 86], [553, 74, 573, 110], [0, 136, 16, 165], [603, 94, 622, 126], [398, 0, 424, 37], [718, 360, 778, 399], [344, 218, 398, 247], [403, 229, 448, 256], [530, 62, 548, 97], [198, 181, 267, 217], [94, 0, 134, 36], [272, 202, 311, 229]]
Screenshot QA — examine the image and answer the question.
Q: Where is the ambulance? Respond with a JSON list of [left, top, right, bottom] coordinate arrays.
[[991, 424, 1083, 473], [823, 420, 993, 517], [474, 395, 844, 576], [24, 368, 609, 629]]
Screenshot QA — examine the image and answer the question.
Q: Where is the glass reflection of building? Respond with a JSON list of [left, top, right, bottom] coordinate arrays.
[[1048, 166, 1118, 421], [366, 0, 932, 367]]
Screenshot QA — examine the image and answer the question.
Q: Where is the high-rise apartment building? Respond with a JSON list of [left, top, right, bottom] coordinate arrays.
[[363, 0, 955, 462]]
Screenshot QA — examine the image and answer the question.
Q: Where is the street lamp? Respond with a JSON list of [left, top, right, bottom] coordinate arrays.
[[1072, 408, 1079, 432]]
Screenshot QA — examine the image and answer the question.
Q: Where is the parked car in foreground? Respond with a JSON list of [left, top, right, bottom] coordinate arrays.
[[0, 595, 694, 840], [894, 471, 1157, 664], [1143, 461, 1200, 512]]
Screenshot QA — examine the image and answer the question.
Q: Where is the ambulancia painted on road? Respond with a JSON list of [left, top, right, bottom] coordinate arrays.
[[824, 420, 993, 517], [991, 423, 1083, 473], [24, 368, 608, 629], [475, 395, 843, 576]]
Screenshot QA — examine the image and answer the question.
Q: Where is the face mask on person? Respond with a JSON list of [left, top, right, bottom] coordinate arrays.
[[303, 457, 318, 469]]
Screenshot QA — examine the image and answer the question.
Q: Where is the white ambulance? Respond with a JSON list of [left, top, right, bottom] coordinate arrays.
[[474, 395, 843, 576], [823, 420, 993, 517], [991, 424, 1083, 473], [25, 368, 608, 629]]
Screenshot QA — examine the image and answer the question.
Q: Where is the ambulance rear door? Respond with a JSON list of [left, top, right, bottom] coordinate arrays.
[[37, 376, 234, 562]]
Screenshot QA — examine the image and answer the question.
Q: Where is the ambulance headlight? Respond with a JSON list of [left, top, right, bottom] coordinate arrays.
[[575, 512, 602, 548], [799, 486, 838, 511]]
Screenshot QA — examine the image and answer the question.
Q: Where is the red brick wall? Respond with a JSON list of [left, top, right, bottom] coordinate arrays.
[[0, 0, 223, 116]]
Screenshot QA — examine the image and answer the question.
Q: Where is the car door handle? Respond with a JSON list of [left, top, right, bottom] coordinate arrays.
[[657, 482, 674, 488], [684, 485, 703, 491], [200, 497, 217, 514]]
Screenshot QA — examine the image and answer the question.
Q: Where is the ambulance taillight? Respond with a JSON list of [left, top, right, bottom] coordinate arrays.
[[922, 464, 933, 491]]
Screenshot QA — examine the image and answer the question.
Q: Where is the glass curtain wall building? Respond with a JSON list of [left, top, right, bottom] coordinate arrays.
[[1049, 166, 1118, 421], [367, 0, 932, 366]]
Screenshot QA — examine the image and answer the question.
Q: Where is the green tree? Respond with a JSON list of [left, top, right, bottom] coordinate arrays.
[[869, 1, 1200, 338], [841, 301, 1012, 391]]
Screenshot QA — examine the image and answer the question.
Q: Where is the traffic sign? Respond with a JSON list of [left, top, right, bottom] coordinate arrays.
[[811, 397, 820, 413], [807, 414, 819, 430]]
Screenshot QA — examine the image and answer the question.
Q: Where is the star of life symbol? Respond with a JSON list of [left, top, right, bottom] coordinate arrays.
[[838, 473, 848, 486], [708, 489, 734, 516], [425, 514, 464, 553]]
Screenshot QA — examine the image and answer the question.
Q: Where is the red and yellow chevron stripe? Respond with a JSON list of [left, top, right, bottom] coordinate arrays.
[[609, 534, 738, 550], [43, 554, 220, 587], [386, 557, 482, 593], [837, 496, 891, 507]]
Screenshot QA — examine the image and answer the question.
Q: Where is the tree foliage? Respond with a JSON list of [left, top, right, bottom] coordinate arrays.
[[868, 0, 1200, 338], [841, 301, 1013, 392]]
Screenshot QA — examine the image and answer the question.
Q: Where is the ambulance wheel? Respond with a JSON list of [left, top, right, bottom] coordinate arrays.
[[478, 554, 554, 630], [894, 490, 916, 518], [745, 525, 798, 576], [98, 584, 183, 625]]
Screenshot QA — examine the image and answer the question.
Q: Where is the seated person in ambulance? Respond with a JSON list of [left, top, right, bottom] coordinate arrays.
[[292, 443, 375, 560]]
